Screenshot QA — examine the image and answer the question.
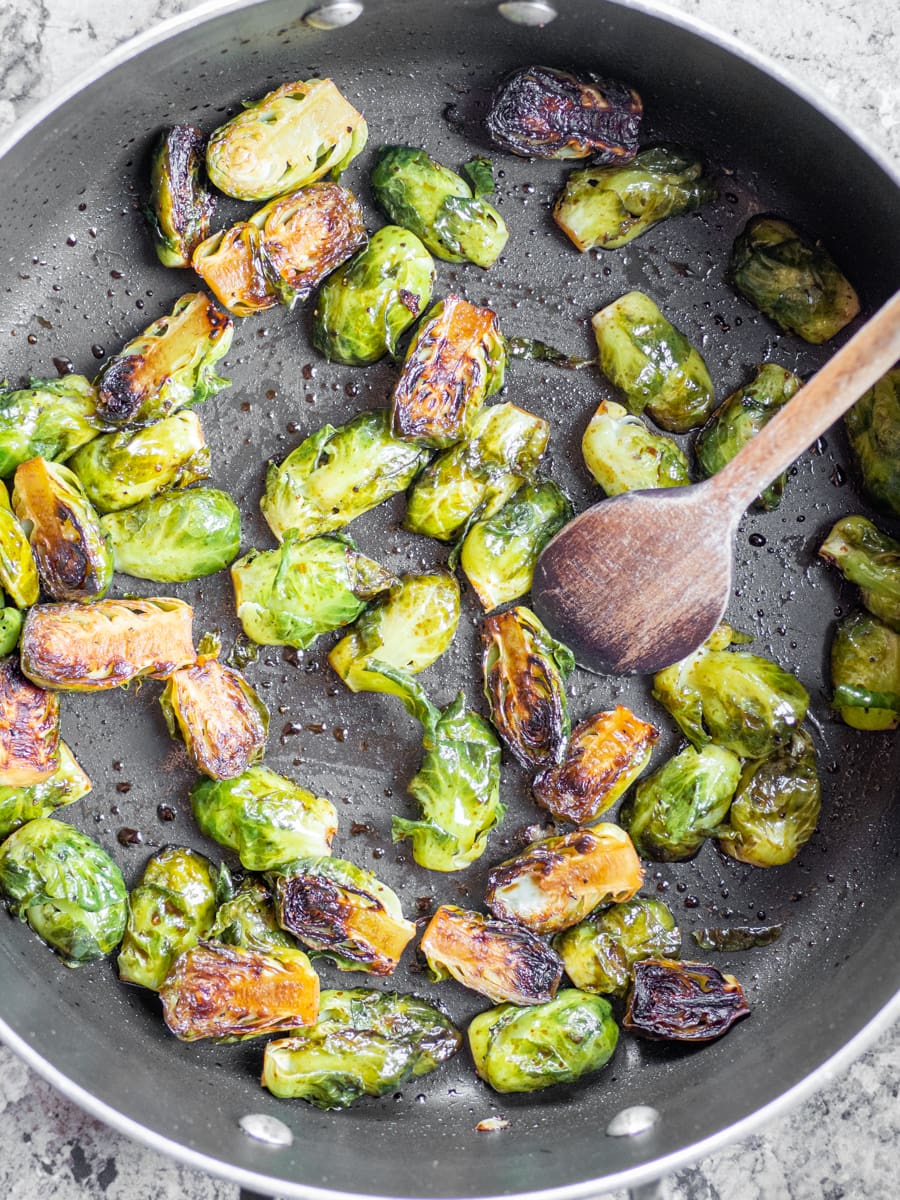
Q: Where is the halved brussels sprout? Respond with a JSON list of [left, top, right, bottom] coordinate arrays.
[[270, 856, 416, 975], [468, 988, 619, 1094], [0, 742, 90, 840], [312, 226, 435, 366], [582, 400, 690, 497], [206, 78, 367, 202], [191, 765, 337, 871], [0, 606, 23, 657], [819, 515, 900, 631], [420, 904, 563, 1006], [481, 605, 574, 768], [845, 368, 900, 517], [261, 410, 430, 543], [485, 825, 643, 935], [624, 959, 749, 1041], [209, 876, 299, 957], [0, 656, 60, 785], [0, 817, 127, 966], [830, 611, 900, 731], [391, 296, 507, 449], [147, 124, 216, 268], [0, 375, 109, 479], [0, 480, 39, 607], [553, 898, 681, 997], [232, 532, 396, 651], [485, 65, 642, 163], [371, 146, 508, 268], [619, 743, 742, 861], [20, 597, 195, 691], [554, 146, 716, 251], [191, 223, 280, 317], [729, 215, 860, 344], [533, 705, 658, 825], [459, 479, 573, 611]]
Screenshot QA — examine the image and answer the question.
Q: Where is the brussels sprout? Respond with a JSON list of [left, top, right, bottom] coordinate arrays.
[[100, 487, 241, 583], [191, 766, 337, 871], [147, 125, 216, 268], [485, 825, 644, 935], [0, 817, 127, 966], [420, 904, 563, 1006], [554, 146, 716, 251], [0, 656, 60, 786], [390, 296, 507, 448], [117, 846, 226, 991], [695, 364, 803, 510], [231, 532, 396, 651], [593, 291, 715, 433], [729, 215, 860, 344], [209, 876, 299, 957], [619, 743, 742, 862], [405, 402, 549, 541], [371, 146, 508, 268], [206, 78, 367, 202], [485, 65, 642, 163], [553, 898, 681, 997], [468, 989, 619, 1094], [624, 959, 749, 1041], [191, 224, 279, 317], [819, 515, 900, 631], [0, 606, 23, 656], [481, 605, 574, 768], [0, 375, 109, 479], [652, 623, 809, 759], [160, 938, 319, 1041], [533, 705, 659, 825], [270, 856, 416, 975], [328, 572, 460, 696], [261, 410, 430, 543], [459, 479, 573, 611], [844, 368, 900, 517], [829, 611, 900, 730], [94, 292, 232, 425], [20, 597, 195, 692], [0, 742, 91, 840], [0, 481, 39, 607], [582, 400, 690, 497], [312, 226, 435, 366], [262, 988, 461, 1109]]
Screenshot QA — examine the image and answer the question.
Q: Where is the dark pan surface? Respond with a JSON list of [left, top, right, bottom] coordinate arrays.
[[0, 1, 898, 1196]]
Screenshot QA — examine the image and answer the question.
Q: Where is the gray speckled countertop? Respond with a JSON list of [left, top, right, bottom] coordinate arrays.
[[0, 2, 898, 1198]]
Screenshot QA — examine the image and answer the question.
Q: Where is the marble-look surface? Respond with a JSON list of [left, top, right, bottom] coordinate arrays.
[[0, 1, 897, 1198]]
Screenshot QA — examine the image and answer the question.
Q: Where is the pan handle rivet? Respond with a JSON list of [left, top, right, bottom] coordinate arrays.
[[239, 1113, 294, 1147], [606, 1105, 660, 1137], [304, 1, 363, 30], [497, 1, 558, 25]]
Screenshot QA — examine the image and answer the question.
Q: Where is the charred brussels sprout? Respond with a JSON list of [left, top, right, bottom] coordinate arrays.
[[231, 533, 396, 650], [0, 817, 126, 966], [209, 876, 299, 957], [192, 223, 279, 317], [261, 410, 430, 543], [844, 368, 900, 517], [0, 656, 60, 786], [262, 988, 461, 1109], [372, 146, 508, 268], [593, 291, 715, 432], [830, 611, 900, 730], [624, 959, 749, 1042], [312, 226, 435, 366], [468, 989, 618, 1094], [582, 400, 690, 497], [191, 766, 337, 871], [0, 375, 108, 479], [100, 488, 241, 582], [553, 898, 681, 997], [819, 515, 900, 631], [0, 742, 90, 840], [147, 125, 215, 268], [619, 743, 741, 862], [486, 65, 642, 163], [0, 480, 39, 607], [554, 146, 716, 251]]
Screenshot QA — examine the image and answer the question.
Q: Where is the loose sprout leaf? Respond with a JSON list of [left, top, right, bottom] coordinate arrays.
[[690, 924, 782, 953]]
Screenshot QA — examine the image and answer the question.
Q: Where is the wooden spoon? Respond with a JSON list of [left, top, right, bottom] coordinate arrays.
[[531, 291, 900, 675]]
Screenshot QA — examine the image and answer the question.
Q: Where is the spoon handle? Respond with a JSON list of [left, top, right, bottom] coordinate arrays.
[[706, 290, 900, 513]]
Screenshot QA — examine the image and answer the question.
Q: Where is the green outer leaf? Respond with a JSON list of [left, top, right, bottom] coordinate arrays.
[[102, 488, 241, 582]]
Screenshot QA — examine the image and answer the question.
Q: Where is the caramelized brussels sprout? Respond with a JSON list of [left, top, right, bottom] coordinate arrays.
[[695, 364, 802, 510], [468, 989, 618, 1094], [391, 295, 507, 448], [830, 611, 900, 730], [485, 825, 643, 935], [0, 817, 127, 966], [209, 876, 299, 957], [312, 226, 435, 366], [371, 146, 508, 268], [652, 623, 809, 759], [0, 605, 23, 656], [0, 375, 108, 478], [0, 742, 90, 840], [191, 224, 279, 317], [262, 988, 461, 1109], [94, 292, 232, 424], [420, 904, 563, 1006], [270, 856, 416, 975], [819, 515, 900, 631], [554, 146, 715, 251], [206, 78, 367, 202], [485, 65, 642, 163], [844, 368, 900, 517], [553, 898, 681, 997], [100, 487, 241, 582], [623, 959, 749, 1042], [191, 766, 337, 871], [593, 291, 715, 432], [20, 597, 195, 692], [0, 480, 39, 607], [459, 479, 573, 611], [231, 533, 396, 651], [533, 705, 658, 824], [582, 400, 690, 496], [0, 656, 60, 785], [619, 743, 742, 862], [729, 215, 860, 344], [261, 410, 430, 543], [147, 124, 216, 268]]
